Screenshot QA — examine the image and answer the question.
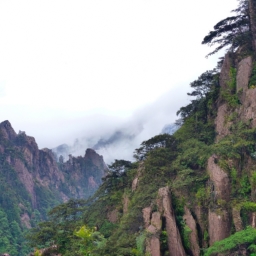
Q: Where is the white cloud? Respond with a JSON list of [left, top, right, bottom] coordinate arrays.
[[0, 0, 238, 161]]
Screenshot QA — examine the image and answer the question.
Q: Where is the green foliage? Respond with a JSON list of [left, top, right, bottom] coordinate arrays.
[[99, 221, 117, 238], [220, 67, 240, 108], [75, 225, 106, 256], [213, 121, 256, 160], [205, 227, 256, 256], [135, 232, 146, 256], [242, 201, 256, 212], [182, 224, 192, 250], [202, 0, 251, 57], [175, 69, 219, 146], [204, 230, 209, 242], [251, 172, 256, 189], [133, 134, 177, 161], [34, 249, 42, 256], [26, 199, 87, 255], [171, 139, 211, 190], [196, 187, 210, 206]]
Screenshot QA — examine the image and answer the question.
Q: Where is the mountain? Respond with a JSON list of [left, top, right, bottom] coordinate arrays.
[[26, 2, 256, 255], [0, 120, 107, 255]]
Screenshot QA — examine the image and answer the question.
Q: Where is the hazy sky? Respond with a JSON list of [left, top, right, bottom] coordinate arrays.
[[0, 0, 238, 158]]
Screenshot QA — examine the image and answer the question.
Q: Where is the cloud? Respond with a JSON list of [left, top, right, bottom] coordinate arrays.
[[52, 82, 191, 164]]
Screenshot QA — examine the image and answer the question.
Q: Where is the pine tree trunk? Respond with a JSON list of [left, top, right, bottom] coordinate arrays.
[[249, 0, 256, 51]]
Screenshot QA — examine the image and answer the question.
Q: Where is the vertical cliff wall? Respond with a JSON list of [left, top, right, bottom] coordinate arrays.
[[0, 120, 107, 228]]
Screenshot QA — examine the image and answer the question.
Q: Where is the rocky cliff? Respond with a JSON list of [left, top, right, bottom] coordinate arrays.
[[0, 120, 107, 255]]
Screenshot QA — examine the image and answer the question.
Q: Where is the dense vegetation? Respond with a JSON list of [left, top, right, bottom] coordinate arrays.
[[4, 0, 256, 255]]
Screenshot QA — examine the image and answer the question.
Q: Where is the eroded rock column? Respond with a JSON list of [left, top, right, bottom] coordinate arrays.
[[183, 207, 200, 256], [158, 187, 186, 256], [207, 156, 231, 245]]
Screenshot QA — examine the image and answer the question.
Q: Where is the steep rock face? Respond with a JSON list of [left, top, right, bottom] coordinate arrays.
[[207, 155, 230, 201], [107, 209, 118, 223], [59, 149, 107, 199], [208, 210, 230, 246], [143, 187, 185, 256], [122, 195, 129, 215], [146, 237, 160, 256], [232, 207, 243, 232], [215, 103, 230, 141], [0, 120, 107, 227], [236, 56, 252, 93], [132, 163, 144, 192], [238, 88, 256, 127], [183, 207, 200, 256], [206, 54, 253, 247], [194, 206, 208, 248], [219, 53, 232, 90], [157, 187, 186, 256], [142, 207, 151, 228], [0, 120, 17, 141], [207, 155, 231, 245], [144, 209, 161, 256]]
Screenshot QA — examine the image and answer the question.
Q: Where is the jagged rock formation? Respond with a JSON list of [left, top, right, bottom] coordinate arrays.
[[183, 207, 200, 256], [0, 120, 107, 228]]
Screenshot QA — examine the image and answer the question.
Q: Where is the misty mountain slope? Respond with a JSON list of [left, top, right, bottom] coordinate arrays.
[[0, 120, 107, 256]]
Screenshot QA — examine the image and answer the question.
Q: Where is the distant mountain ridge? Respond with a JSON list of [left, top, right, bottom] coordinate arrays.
[[52, 124, 178, 163]]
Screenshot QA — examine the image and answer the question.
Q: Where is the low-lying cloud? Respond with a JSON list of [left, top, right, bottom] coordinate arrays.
[[52, 83, 191, 164]]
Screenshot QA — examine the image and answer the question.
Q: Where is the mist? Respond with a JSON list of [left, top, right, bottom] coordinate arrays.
[[51, 82, 191, 164]]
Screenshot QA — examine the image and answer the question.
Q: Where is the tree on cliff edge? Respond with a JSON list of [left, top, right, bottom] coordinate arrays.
[[202, 0, 256, 56]]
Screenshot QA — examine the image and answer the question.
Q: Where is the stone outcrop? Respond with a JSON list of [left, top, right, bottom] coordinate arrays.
[[219, 54, 232, 90], [207, 155, 230, 201], [146, 237, 160, 256], [21, 213, 31, 229], [123, 195, 129, 215], [158, 187, 186, 256], [131, 163, 144, 192], [0, 120, 17, 141], [143, 187, 185, 256], [151, 212, 162, 230], [0, 120, 107, 228], [207, 155, 231, 245], [145, 210, 161, 256], [236, 56, 252, 93], [208, 210, 231, 246], [215, 103, 230, 141], [132, 177, 139, 192], [194, 206, 208, 248], [238, 88, 256, 128], [232, 207, 243, 231], [183, 207, 200, 256], [252, 212, 256, 228], [142, 207, 151, 228], [107, 209, 118, 223]]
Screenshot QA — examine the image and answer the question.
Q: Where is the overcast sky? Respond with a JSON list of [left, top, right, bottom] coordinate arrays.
[[0, 0, 238, 161]]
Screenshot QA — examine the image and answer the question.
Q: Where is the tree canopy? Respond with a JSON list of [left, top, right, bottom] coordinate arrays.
[[202, 0, 251, 56]]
